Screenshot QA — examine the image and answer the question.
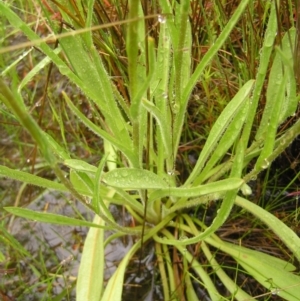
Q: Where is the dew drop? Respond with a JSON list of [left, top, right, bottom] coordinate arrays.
[[280, 138, 286, 145], [241, 183, 252, 196], [261, 158, 270, 169], [158, 14, 166, 24], [167, 170, 175, 176], [172, 103, 179, 113], [250, 175, 257, 181], [162, 92, 168, 99], [271, 288, 280, 295]]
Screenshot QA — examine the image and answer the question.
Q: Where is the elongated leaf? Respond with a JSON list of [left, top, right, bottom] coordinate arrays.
[[174, 0, 251, 154], [56, 28, 131, 147], [242, 1, 277, 145], [1, 48, 33, 76], [70, 170, 94, 196], [255, 72, 288, 169], [152, 16, 172, 174], [157, 134, 246, 245], [43, 132, 71, 160], [235, 196, 300, 261], [18, 48, 61, 92], [149, 178, 244, 202], [126, 1, 144, 105], [0, 2, 132, 161], [64, 159, 97, 174], [63, 93, 137, 167], [257, 28, 297, 141], [273, 29, 297, 123], [102, 168, 168, 189], [142, 98, 171, 159], [205, 238, 300, 301], [0, 226, 31, 257], [101, 243, 133, 301], [186, 80, 254, 186], [77, 215, 105, 301], [4, 207, 110, 229], [0, 79, 57, 167], [0, 165, 67, 192], [196, 100, 249, 184], [238, 260, 300, 301], [227, 243, 296, 272], [200, 241, 254, 300]]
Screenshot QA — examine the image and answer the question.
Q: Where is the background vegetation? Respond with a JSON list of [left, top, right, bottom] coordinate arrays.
[[1, 0, 300, 300]]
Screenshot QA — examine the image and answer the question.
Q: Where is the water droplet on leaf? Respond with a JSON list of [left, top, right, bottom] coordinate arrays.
[[271, 288, 280, 295], [261, 158, 270, 169], [158, 14, 166, 24]]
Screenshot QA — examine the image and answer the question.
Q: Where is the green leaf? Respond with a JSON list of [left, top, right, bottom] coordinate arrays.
[[206, 238, 300, 301], [0, 79, 57, 167], [157, 137, 246, 245], [255, 72, 288, 169], [235, 196, 300, 262], [242, 1, 277, 146], [4, 207, 110, 229], [175, 0, 251, 155], [64, 159, 97, 174], [77, 215, 105, 301], [149, 178, 244, 202], [0, 165, 67, 192], [258, 28, 297, 139], [0, 225, 31, 258], [228, 243, 296, 272], [102, 168, 168, 189], [70, 170, 94, 196], [186, 80, 254, 186], [44, 132, 71, 160], [101, 246, 132, 301], [200, 241, 253, 300], [63, 93, 137, 167], [196, 100, 249, 184], [18, 48, 61, 92], [274, 29, 297, 123], [238, 259, 300, 301], [142, 98, 171, 159]]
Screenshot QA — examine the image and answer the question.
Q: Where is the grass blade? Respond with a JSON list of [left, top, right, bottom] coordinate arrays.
[[4, 207, 110, 229]]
